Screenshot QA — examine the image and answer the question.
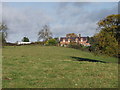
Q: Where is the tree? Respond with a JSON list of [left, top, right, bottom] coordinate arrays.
[[38, 25, 52, 41], [91, 14, 119, 57], [54, 37, 60, 43], [0, 23, 8, 44], [22, 37, 30, 42], [97, 14, 120, 42]]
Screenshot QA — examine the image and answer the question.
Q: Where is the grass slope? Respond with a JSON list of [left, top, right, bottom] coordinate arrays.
[[2, 46, 118, 88]]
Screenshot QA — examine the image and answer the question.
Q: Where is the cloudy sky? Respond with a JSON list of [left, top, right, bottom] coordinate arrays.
[[1, 2, 118, 42]]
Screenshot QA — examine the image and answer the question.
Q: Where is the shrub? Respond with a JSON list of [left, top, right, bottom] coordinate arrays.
[[67, 42, 90, 52], [31, 41, 45, 45], [68, 43, 82, 49], [45, 39, 57, 46]]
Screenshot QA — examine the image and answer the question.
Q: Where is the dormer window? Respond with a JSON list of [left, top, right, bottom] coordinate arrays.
[[81, 38, 83, 42], [63, 39, 65, 42], [76, 38, 78, 42], [68, 39, 70, 42]]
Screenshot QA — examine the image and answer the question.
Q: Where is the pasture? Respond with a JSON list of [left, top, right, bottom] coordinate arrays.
[[2, 46, 118, 88]]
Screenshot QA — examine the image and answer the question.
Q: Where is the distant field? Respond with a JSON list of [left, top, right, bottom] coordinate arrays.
[[2, 46, 118, 88]]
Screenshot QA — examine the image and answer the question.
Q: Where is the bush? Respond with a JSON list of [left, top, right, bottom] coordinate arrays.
[[31, 41, 45, 45], [68, 43, 82, 49], [45, 39, 57, 46], [67, 42, 90, 52]]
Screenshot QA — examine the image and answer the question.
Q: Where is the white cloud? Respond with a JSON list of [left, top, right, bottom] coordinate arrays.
[[2, 2, 118, 42], [3, 5, 55, 42], [54, 2, 117, 37], [2, 0, 119, 2]]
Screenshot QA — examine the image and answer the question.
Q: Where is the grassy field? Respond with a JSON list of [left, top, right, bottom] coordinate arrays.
[[2, 45, 118, 88]]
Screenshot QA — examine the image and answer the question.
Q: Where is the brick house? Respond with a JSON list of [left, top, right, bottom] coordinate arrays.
[[60, 33, 90, 46]]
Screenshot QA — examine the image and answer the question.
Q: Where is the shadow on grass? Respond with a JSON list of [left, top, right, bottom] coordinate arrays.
[[71, 56, 108, 63]]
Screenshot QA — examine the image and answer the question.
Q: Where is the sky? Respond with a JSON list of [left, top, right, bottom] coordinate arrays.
[[1, 2, 118, 42]]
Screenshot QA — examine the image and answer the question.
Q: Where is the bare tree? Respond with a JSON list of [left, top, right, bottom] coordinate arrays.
[[38, 25, 52, 41], [0, 23, 8, 44]]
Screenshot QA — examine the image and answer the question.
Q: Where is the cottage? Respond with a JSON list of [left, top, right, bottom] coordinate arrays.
[[60, 33, 90, 46]]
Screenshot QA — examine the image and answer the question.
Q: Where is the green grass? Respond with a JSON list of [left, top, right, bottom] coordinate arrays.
[[2, 45, 118, 88]]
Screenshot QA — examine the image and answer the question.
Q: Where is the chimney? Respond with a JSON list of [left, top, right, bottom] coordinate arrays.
[[78, 34, 81, 37]]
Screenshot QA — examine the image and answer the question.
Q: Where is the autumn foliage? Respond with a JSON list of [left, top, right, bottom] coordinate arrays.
[[90, 14, 119, 57]]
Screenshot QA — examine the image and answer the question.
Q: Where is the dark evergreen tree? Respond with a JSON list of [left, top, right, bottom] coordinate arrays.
[[22, 37, 30, 42]]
